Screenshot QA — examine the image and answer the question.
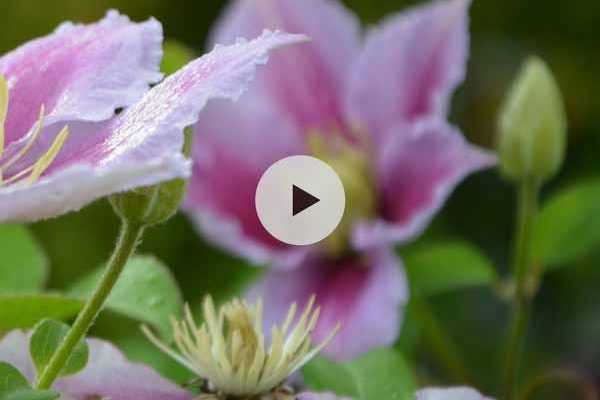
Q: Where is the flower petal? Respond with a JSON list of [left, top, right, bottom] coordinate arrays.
[[0, 332, 189, 399], [345, 0, 471, 146], [0, 10, 163, 146], [56, 338, 190, 400], [417, 387, 494, 400], [211, 0, 361, 132], [0, 30, 307, 223], [353, 119, 495, 249], [0, 159, 189, 223], [298, 391, 352, 400], [250, 248, 408, 361], [184, 90, 308, 267], [0, 330, 35, 382]]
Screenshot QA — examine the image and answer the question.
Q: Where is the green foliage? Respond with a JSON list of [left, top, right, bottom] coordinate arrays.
[[302, 357, 356, 397], [1, 391, 59, 400], [161, 40, 195, 75], [0, 295, 82, 330], [303, 349, 415, 400], [0, 225, 47, 293], [68, 255, 183, 339], [533, 179, 600, 269], [0, 362, 59, 400], [402, 241, 497, 297], [29, 319, 88, 378], [0, 256, 182, 340], [0, 363, 30, 393]]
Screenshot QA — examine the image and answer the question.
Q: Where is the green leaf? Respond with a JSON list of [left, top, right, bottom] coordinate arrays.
[[68, 255, 183, 339], [533, 179, 600, 269], [0, 362, 60, 400], [1, 390, 59, 400], [402, 241, 497, 297], [303, 349, 415, 400], [0, 362, 29, 394], [29, 319, 88, 378], [0, 225, 47, 294], [161, 40, 194, 75], [350, 349, 415, 400], [0, 256, 182, 333], [0, 295, 81, 330], [302, 357, 356, 397]]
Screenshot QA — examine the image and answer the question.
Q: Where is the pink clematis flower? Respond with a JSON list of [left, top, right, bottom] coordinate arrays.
[[185, 0, 495, 361], [0, 11, 305, 223]]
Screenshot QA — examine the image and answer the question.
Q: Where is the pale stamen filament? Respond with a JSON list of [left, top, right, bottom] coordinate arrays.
[[142, 295, 340, 397], [27, 125, 70, 185], [0, 77, 71, 187], [2, 165, 34, 186], [0, 75, 8, 159], [1, 105, 46, 173]]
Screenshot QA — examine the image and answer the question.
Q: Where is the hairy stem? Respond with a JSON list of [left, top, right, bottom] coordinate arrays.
[[36, 221, 145, 389]]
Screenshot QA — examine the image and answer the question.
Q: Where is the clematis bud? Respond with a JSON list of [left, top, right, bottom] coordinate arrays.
[[110, 129, 192, 226], [110, 178, 187, 227], [497, 56, 567, 183]]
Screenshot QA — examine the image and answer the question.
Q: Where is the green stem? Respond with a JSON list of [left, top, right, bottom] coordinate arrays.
[[503, 180, 540, 400], [415, 300, 471, 383], [36, 221, 145, 389]]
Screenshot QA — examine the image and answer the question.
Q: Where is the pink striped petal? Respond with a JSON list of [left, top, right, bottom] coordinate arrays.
[[184, 90, 307, 266], [0, 331, 190, 400], [57, 338, 191, 400], [353, 119, 495, 249], [0, 10, 163, 147], [345, 0, 471, 146], [417, 387, 494, 400], [249, 248, 408, 361], [211, 0, 360, 133], [298, 392, 352, 400], [0, 31, 307, 222]]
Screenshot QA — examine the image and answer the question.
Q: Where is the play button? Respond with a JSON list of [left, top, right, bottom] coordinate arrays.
[[255, 155, 345, 246], [293, 185, 320, 216]]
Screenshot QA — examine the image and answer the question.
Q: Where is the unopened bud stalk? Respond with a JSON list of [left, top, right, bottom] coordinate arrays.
[[110, 128, 192, 226]]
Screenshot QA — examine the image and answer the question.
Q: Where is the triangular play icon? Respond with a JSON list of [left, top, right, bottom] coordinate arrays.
[[293, 184, 320, 216]]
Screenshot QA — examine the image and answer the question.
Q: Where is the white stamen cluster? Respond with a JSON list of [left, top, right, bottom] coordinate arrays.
[[143, 296, 339, 397], [0, 75, 70, 187]]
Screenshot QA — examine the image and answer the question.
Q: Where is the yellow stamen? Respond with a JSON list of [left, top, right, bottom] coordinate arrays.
[[26, 125, 69, 185], [1, 105, 45, 172], [0, 75, 8, 159], [2, 165, 34, 186], [0, 100, 71, 187], [308, 131, 377, 256]]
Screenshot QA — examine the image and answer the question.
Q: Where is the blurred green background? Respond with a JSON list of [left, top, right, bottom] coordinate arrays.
[[1, 0, 599, 399]]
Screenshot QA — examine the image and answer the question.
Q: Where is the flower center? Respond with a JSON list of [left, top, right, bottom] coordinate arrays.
[[142, 296, 339, 398], [308, 131, 377, 256], [0, 75, 69, 188]]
